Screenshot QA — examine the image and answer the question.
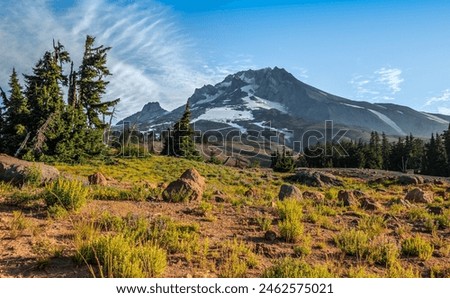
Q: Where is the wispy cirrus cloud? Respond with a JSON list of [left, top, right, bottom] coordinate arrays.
[[424, 89, 450, 106], [375, 67, 404, 94], [350, 67, 404, 102], [0, 0, 215, 121]]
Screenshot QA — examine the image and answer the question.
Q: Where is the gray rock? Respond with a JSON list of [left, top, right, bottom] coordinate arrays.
[[0, 154, 59, 186], [278, 184, 303, 201], [405, 188, 434, 204], [293, 169, 343, 187], [398, 175, 424, 185]]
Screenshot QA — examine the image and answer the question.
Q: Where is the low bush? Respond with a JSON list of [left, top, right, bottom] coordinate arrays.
[[401, 235, 434, 261], [44, 179, 89, 211], [262, 258, 336, 278]]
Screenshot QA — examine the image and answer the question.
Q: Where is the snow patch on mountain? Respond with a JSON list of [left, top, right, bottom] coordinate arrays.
[[253, 122, 294, 141], [422, 113, 449, 124], [241, 85, 288, 113], [193, 91, 223, 106], [238, 73, 256, 85], [192, 107, 254, 123], [341, 103, 364, 109], [217, 81, 232, 88], [368, 109, 406, 135]]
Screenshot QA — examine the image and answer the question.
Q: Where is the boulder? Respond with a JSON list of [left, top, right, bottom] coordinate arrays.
[[278, 184, 303, 201], [0, 154, 59, 186], [404, 188, 434, 204], [338, 190, 359, 207], [88, 172, 108, 186], [292, 169, 343, 187], [162, 168, 205, 202], [397, 175, 424, 185]]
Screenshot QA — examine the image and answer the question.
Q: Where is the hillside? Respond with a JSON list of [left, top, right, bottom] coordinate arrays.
[[1, 156, 449, 278]]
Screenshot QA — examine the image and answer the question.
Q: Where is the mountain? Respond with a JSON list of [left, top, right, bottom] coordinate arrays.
[[117, 102, 168, 127], [117, 67, 450, 143]]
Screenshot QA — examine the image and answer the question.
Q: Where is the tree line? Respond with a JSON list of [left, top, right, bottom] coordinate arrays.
[[0, 36, 119, 162], [272, 130, 450, 177]]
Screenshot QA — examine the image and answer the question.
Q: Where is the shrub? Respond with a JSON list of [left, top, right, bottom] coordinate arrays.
[[44, 179, 89, 211], [256, 216, 272, 231], [219, 238, 258, 278], [334, 229, 370, 258], [367, 241, 399, 267], [386, 263, 419, 278], [401, 235, 434, 261], [148, 216, 200, 255], [358, 215, 386, 237], [293, 235, 312, 258], [77, 234, 166, 278], [279, 218, 304, 243], [277, 198, 304, 243], [262, 258, 336, 278], [9, 211, 29, 238]]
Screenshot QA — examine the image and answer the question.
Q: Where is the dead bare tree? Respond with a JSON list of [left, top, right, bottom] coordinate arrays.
[[33, 112, 56, 154]]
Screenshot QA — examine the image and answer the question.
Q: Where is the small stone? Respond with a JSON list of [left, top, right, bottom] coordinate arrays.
[[88, 172, 108, 186], [428, 206, 443, 215], [264, 230, 277, 242]]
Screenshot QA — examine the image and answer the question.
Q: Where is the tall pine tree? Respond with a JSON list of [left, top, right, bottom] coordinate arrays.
[[0, 69, 30, 154], [381, 132, 391, 170], [162, 100, 200, 160], [22, 42, 70, 159], [423, 133, 448, 176], [77, 35, 120, 155]]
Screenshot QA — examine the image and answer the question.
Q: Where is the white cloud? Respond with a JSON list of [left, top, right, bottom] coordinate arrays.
[[375, 67, 404, 94], [425, 89, 450, 106], [350, 67, 404, 102], [0, 0, 215, 121]]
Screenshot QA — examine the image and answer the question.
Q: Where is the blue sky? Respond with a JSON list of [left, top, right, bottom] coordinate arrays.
[[1, 0, 450, 119]]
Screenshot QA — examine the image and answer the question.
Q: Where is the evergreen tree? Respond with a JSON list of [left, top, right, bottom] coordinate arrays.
[[365, 131, 382, 169], [0, 69, 30, 154], [162, 100, 200, 160], [76, 35, 120, 156], [443, 124, 450, 174], [381, 132, 391, 170], [0, 89, 6, 152], [78, 35, 119, 129], [22, 42, 70, 159], [423, 133, 447, 176], [271, 146, 296, 172]]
